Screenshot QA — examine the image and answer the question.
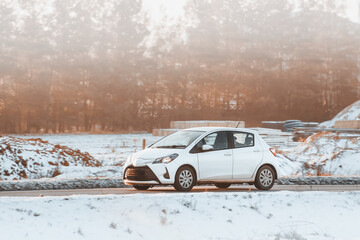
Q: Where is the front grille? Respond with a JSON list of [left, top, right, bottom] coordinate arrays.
[[125, 166, 158, 181]]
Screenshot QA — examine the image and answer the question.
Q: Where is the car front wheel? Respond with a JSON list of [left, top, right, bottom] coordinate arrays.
[[254, 166, 275, 190], [174, 166, 196, 192]]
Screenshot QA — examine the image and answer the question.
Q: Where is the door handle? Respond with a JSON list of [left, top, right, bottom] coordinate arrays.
[[224, 153, 232, 156], [253, 149, 261, 152]]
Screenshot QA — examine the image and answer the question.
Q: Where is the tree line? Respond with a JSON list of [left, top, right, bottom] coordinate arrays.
[[0, 0, 360, 133]]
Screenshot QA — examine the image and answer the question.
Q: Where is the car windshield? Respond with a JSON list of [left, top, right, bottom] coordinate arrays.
[[151, 130, 205, 149]]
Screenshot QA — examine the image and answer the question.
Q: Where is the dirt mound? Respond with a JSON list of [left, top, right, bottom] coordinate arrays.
[[284, 132, 360, 176], [0, 136, 101, 180]]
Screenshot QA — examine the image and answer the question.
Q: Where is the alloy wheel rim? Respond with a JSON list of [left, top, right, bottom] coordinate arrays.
[[179, 170, 193, 188], [259, 169, 273, 187]]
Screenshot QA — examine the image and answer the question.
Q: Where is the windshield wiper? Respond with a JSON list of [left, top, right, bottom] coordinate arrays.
[[156, 145, 187, 149]]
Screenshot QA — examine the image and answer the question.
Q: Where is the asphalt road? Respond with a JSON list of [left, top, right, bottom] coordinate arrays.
[[1, 185, 360, 197]]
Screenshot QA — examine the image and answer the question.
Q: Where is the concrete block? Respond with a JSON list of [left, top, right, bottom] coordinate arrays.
[[334, 120, 360, 129]]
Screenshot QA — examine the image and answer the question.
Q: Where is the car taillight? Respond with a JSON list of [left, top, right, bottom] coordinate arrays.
[[269, 148, 276, 157]]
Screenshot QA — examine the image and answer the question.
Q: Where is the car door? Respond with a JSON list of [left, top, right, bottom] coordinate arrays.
[[231, 131, 263, 179], [193, 131, 233, 180]]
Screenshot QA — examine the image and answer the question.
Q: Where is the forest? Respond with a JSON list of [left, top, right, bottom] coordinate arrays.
[[0, 0, 360, 133]]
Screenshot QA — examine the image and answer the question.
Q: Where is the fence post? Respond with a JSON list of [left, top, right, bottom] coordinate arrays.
[[142, 139, 146, 149]]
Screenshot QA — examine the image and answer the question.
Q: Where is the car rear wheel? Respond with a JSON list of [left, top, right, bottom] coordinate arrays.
[[174, 166, 196, 192], [133, 185, 151, 190], [254, 166, 275, 190], [214, 183, 231, 189]]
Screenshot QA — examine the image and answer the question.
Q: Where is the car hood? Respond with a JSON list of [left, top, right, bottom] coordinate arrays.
[[130, 148, 185, 167]]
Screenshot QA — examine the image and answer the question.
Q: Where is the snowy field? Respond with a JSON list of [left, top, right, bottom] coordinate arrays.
[[8, 134, 162, 179], [11, 132, 303, 179], [15, 133, 161, 164], [0, 191, 359, 240], [8, 130, 360, 179]]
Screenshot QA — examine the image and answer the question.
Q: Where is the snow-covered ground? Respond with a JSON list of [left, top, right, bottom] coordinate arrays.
[[282, 132, 360, 176], [1, 191, 359, 240], [0, 136, 102, 180], [11, 132, 303, 179], [15, 133, 161, 164], [276, 154, 303, 177], [5, 130, 360, 179], [6, 134, 161, 179], [274, 99, 360, 176]]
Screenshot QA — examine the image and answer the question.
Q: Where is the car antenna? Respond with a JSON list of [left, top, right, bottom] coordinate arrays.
[[236, 121, 241, 128]]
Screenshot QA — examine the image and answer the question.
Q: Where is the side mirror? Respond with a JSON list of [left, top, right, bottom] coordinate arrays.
[[202, 144, 214, 152]]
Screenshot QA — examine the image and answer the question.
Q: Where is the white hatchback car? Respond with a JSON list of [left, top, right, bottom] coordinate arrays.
[[123, 127, 279, 191]]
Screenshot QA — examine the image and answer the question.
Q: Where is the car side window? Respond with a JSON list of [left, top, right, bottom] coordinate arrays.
[[190, 131, 229, 153], [232, 132, 254, 148]]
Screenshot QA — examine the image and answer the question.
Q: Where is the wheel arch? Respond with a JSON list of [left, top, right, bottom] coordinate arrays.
[[256, 163, 278, 179], [177, 164, 198, 182]]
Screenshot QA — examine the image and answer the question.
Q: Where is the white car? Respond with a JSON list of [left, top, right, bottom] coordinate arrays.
[[123, 127, 279, 191]]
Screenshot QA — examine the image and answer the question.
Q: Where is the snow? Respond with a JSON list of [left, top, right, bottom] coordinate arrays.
[[320, 100, 360, 128], [15, 133, 160, 164], [283, 132, 360, 176], [3, 129, 360, 181], [11, 132, 302, 180], [276, 154, 303, 176], [0, 191, 359, 240], [8, 134, 161, 179], [0, 136, 102, 180]]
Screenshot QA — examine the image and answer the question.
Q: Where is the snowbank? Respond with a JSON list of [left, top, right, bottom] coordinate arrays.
[[284, 132, 360, 176], [276, 153, 303, 176], [11, 133, 160, 179], [0, 136, 102, 180], [1, 191, 359, 240], [320, 100, 360, 128]]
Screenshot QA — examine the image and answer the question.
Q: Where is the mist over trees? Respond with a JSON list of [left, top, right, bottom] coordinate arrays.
[[0, 0, 360, 133]]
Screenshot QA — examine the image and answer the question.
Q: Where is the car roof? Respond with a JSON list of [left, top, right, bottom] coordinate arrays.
[[182, 127, 257, 134]]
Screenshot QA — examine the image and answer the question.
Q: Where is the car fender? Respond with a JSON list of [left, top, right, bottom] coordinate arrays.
[[252, 159, 279, 181], [147, 153, 198, 184]]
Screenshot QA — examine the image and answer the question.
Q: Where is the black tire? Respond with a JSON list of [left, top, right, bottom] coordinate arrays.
[[174, 166, 196, 192], [214, 183, 231, 189], [254, 166, 275, 190], [133, 185, 151, 190]]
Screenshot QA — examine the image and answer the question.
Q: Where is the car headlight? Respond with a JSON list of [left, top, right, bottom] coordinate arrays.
[[153, 153, 178, 164]]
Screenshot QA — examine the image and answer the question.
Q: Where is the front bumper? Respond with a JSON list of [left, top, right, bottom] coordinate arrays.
[[123, 164, 174, 185], [124, 166, 159, 181]]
